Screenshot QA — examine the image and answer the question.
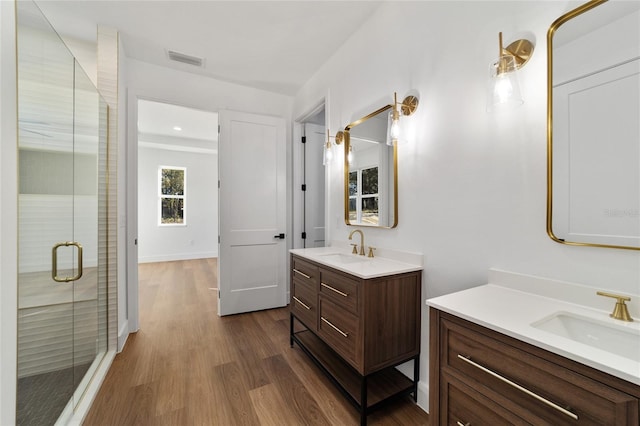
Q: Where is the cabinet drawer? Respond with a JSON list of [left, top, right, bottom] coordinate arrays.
[[443, 317, 638, 425], [291, 281, 317, 330], [318, 297, 360, 367], [319, 268, 359, 313], [443, 370, 529, 426], [292, 257, 318, 291]]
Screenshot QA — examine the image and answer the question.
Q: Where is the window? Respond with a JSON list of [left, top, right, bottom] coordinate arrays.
[[159, 166, 186, 225], [348, 166, 379, 225]]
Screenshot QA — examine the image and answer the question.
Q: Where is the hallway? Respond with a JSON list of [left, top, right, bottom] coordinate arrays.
[[84, 259, 429, 425]]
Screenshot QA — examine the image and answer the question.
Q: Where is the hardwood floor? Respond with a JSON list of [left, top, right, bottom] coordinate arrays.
[[84, 259, 429, 425]]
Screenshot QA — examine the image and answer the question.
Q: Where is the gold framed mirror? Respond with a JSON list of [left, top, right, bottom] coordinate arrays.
[[547, 0, 640, 250], [343, 104, 398, 228]]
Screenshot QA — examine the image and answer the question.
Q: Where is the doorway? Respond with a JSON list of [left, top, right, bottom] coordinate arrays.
[[136, 100, 219, 265], [294, 103, 327, 249]]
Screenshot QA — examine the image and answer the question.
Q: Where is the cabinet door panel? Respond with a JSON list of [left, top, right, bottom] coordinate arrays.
[[319, 268, 359, 314], [443, 317, 638, 425], [292, 257, 319, 288], [318, 297, 360, 369], [443, 370, 530, 426], [291, 280, 317, 330]]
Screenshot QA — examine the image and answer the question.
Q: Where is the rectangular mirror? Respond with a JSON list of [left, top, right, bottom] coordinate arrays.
[[548, 0, 640, 250], [344, 104, 397, 228]]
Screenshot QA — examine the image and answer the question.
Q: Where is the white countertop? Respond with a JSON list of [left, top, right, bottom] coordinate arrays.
[[427, 270, 640, 386], [290, 245, 423, 279]]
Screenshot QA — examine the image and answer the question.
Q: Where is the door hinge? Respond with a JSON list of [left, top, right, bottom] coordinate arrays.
[[301, 184, 306, 191], [218, 180, 220, 189], [301, 136, 306, 144], [301, 232, 307, 240], [218, 124, 221, 134], [218, 235, 220, 244]]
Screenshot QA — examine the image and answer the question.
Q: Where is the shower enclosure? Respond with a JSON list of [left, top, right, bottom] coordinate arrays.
[[16, 1, 108, 424]]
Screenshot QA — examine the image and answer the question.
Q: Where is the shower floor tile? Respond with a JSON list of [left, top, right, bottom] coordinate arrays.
[[17, 363, 91, 426]]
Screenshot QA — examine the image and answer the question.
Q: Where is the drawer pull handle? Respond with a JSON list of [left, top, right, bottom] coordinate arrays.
[[321, 282, 348, 297], [293, 269, 311, 279], [457, 422, 470, 426], [457, 355, 578, 421], [321, 317, 349, 338], [292, 296, 311, 310]]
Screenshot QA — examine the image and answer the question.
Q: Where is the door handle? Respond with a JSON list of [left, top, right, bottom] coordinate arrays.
[[274, 233, 285, 239], [52, 242, 83, 283]]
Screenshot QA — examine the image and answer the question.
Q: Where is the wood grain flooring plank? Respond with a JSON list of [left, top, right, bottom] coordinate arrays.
[[222, 314, 275, 390], [280, 345, 359, 425], [152, 354, 188, 417], [152, 408, 188, 426], [369, 398, 431, 425], [248, 383, 300, 426], [119, 383, 155, 426], [253, 309, 291, 349], [214, 361, 262, 425], [262, 354, 332, 426]]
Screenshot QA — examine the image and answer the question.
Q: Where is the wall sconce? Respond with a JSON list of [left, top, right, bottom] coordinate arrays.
[[323, 129, 344, 166], [487, 32, 534, 111], [387, 92, 419, 146]]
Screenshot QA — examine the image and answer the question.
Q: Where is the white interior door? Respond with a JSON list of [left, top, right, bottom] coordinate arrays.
[[218, 110, 287, 316], [304, 123, 326, 247]]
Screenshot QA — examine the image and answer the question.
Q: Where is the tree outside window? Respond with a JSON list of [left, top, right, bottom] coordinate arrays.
[[159, 167, 186, 225]]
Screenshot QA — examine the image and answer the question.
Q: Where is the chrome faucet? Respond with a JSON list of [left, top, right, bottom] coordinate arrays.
[[348, 229, 365, 256]]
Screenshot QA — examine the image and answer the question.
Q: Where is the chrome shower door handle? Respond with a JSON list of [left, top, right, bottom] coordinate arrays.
[[52, 241, 83, 283]]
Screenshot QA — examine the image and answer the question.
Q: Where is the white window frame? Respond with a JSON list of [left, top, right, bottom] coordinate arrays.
[[348, 166, 379, 224], [158, 166, 187, 226]]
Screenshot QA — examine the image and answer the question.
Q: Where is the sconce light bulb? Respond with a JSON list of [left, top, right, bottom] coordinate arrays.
[[493, 74, 513, 104], [347, 146, 353, 164], [390, 118, 401, 140]]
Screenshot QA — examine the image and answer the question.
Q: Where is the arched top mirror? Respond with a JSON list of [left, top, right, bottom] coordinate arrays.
[[547, 0, 640, 250], [343, 104, 397, 228]]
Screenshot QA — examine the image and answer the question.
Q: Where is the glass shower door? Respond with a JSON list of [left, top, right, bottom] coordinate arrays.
[[69, 60, 107, 406], [16, 1, 107, 425]]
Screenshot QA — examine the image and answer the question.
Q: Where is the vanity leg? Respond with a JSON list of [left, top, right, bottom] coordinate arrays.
[[413, 355, 420, 402], [289, 313, 294, 348], [360, 376, 368, 426]]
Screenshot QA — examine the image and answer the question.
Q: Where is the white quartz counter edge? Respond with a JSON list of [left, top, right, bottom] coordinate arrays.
[[290, 247, 422, 279], [427, 284, 640, 386]]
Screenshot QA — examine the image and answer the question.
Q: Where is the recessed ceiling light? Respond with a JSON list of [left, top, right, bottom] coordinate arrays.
[[173, 126, 182, 131]]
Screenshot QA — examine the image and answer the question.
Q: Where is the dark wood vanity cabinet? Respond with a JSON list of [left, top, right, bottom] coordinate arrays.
[[430, 309, 640, 426], [290, 254, 422, 426]]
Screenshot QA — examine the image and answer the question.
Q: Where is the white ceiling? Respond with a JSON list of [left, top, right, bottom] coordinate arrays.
[[37, 0, 382, 95], [137, 99, 219, 144]]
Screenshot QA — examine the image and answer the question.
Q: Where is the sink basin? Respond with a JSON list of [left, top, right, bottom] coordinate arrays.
[[532, 312, 640, 361], [318, 253, 369, 265]]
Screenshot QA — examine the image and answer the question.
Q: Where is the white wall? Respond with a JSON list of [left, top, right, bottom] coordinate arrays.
[[138, 146, 218, 262], [294, 1, 640, 411], [0, 2, 18, 422]]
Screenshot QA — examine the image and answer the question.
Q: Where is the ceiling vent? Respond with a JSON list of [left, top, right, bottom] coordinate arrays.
[[167, 50, 204, 67]]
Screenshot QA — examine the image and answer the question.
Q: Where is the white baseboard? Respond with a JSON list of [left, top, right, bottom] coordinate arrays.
[[394, 361, 429, 413], [416, 380, 429, 413], [117, 320, 129, 353], [138, 251, 218, 263]]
